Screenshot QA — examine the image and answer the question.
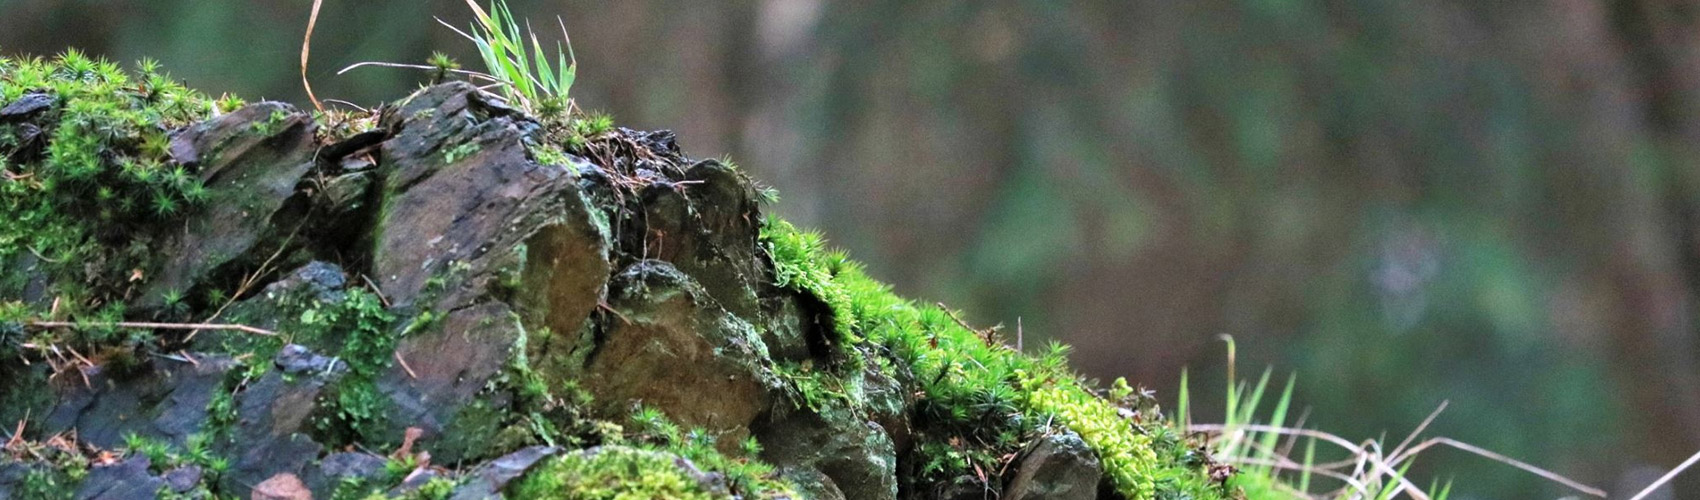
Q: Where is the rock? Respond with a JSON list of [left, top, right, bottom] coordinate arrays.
[[252, 472, 312, 500], [275, 344, 338, 376], [448, 446, 559, 500], [626, 159, 766, 321], [140, 102, 317, 310], [218, 370, 328, 496], [281, 261, 349, 303], [758, 291, 821, 362], [779, 467, 847, 500], [163, 466, 204, 493], [74, 457, 164, 500], [389, 468, 444, 496], [0, 461, 27, 498], [0, 92, 53, 122], [369, 82, 585, 311], [360, 83, 609, 462], [378, 302, 523, 462], [929, 475, 990, 500], [755, 403, 898, 500], [193, 261, 348, 354], [578, 261, 779, 444], [43, 355, 236, 449], [305, 452, 389, 498], [317, 452, 388, 481], [1002, 432, 1102, 500]]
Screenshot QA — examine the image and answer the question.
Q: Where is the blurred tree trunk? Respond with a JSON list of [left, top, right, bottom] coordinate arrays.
[[1607, 0, 1700, 491]]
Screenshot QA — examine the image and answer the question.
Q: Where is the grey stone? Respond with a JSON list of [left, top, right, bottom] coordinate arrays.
[[449, 446, 559, 500], [74, 457, 164, 500], [1002, 432, 1102, 500], [162, 466, 203, 493]]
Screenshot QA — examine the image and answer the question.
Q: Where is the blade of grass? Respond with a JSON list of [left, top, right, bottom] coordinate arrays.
[[1254, 372, 1295, 478], [1298, 435, 1316, 493], [1177, 368, 1190, 433]]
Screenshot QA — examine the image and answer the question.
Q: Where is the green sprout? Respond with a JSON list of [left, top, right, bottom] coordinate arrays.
[[456, 0, 577, 113]]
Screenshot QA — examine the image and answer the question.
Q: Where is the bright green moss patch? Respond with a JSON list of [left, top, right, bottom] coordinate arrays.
[[760, 217, 1232, 499], [510, 446, 722, 500], [0, 52, 214, 314], [620, 406, 797, 498], [510, 407, 798, 500]]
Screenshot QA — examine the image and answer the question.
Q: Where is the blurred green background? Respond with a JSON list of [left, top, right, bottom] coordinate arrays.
[[5, 0, 1700, 497]]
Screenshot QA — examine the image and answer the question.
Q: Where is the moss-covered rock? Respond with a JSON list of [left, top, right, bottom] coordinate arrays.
[[0, 52, 1238, 500]]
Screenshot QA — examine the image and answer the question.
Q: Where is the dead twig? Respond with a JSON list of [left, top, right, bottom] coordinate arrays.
[[192, 225, 300, 341], [598, 301, 632, 325], [937, 302, 1000, 346], [4, 411, 26, 450], [362, 274, 391, 308], [395, 351, 418, 380], [30, 321, 277, 337]]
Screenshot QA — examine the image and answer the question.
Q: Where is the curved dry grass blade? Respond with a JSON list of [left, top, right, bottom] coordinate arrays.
[[436, 16, 480, 43], [1628, 447, 1700, 500], [1398, 437, 1605, 498], [301, 0, 325, 113], [336, 61, 503, 84], [1389, 401, 1449, 461]]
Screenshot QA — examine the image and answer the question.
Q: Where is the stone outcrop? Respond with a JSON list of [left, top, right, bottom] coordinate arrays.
[[0, 64, 1223, 498]]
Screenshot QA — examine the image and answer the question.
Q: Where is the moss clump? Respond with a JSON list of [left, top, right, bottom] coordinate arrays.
[[509, 446, 719, 500], [304, 288, 399, 446], [760, 218, 1231, 499], [0, 52, 213, 316]]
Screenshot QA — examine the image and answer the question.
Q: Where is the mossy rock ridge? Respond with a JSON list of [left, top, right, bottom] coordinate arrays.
[[1, 52, 1237, 500]]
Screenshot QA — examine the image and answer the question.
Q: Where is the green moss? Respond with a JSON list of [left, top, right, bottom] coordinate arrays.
[[0, 51, 214, 324], [510, 446, 720, 500], [303, 288, 400, 446], [14, 467, 78, 500], [442, 142, 480, 164], [617, 407, 796, 498], [759, 217, 1230, 499]]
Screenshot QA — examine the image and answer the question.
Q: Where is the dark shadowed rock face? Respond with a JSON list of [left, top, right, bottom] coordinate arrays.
[[756, 403, 899, 500]]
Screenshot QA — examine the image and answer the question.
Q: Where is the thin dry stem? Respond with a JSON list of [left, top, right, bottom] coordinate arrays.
[[1380, 436, 1604, 498], [29, 321, 277, 337], [302, 0, 325, 113], [1629, 447, 1700, 500]]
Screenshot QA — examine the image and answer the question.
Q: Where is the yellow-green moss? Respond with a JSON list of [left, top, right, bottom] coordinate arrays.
[[760, 217, 1232, 499], [509, 446, 749, 500]]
